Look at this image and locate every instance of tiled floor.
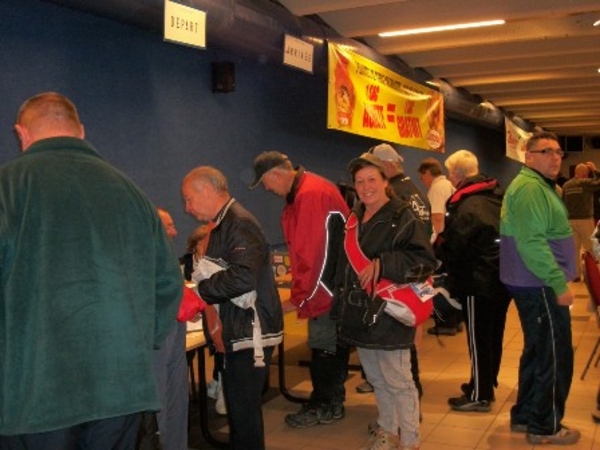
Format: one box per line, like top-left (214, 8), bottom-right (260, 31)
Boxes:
top-left (190, 280), bottom-right (600, 449)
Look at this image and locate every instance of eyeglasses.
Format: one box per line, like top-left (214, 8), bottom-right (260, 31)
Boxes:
top-left (528, 148), bottom-right (565, 157)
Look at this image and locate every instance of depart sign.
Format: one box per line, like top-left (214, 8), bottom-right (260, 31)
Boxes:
top-left (164, 0), bottom-right (206, 49)
top-left (328, 43), bottom-right (445, 152)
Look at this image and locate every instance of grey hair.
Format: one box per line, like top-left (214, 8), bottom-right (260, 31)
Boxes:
top-left (184, 166), bottom-right (229, 193)
top-left (444, 150), bottom-right (479, 179)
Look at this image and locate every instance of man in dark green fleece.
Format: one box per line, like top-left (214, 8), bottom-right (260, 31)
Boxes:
top-left (0, 92), bottom-right (183, 449)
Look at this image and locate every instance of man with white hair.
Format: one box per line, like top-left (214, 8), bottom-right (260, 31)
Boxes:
top-left (436, 149), bottom-right (511, 413)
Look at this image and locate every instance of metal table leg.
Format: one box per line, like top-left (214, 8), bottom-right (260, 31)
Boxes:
top-left (196, 345), bottom-right (229, 448)
top-left (277, 339), bottom-right (307, 404)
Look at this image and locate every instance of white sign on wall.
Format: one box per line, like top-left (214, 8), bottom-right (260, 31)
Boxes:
top-left (164, 0), bottom-right (206, 49)
top-left (283, 35), bottom-right (314, 73)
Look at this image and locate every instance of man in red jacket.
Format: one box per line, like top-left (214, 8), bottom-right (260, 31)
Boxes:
top-left (250, 151), bottom-right (350, 428)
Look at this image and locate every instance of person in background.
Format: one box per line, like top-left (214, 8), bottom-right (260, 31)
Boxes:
top-left (153, 208), bottom-right (190, 450)
top-left (435, 150), bottom-right (511, 413)
top-left (180, 224), bottom-right (211, 282)
top-left (369, 143), bottom-right (431, 227)
top-left (417, 157), bottom-right (461, 337)
top-left (366, 143), bottom-right (429, 406)
top-left (561, 162), bottom-right (600, 281)
top-left (182, 166), bottom-right (283, 450)
top-left (333, 152), bottom-right (437, 450)
top-left (178, 224), bottom-right (227, 415)
top-left (591, 220), bottom-right (600, 424)
top-left (500, 131), bottom-right (580, 445)
top-left (158, 207), bottom-right (178, 239)
top-left (0, 92), bottom-right (182, 449)
top-left (250, 151), bottom-right (350, 427)
top-left (417, 157), bottom-right (455, 243)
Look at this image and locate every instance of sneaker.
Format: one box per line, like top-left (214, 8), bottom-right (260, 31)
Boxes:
top-left (215, 383), bottom-right (227, 415)
top-left (206, 379), bottom-right (219, 400)
top-left (510, 423), bottom-right (528, 433)
top-left (460, 383), bottom-right (495, 402)
top-left (448, 395), bottom-right (491, 412)
top-left (332, 403), bottom-right (345, 420)
top-left (356, 381), bottom-right (374, 393)
top-left (527, 427), bottom-right (580, 445)
top-left (427, 326), bottom-right (457, 336)
top-left (285, 404), bottom-right (334, 428)
top-left (360, 429), bottom-right (399, 450)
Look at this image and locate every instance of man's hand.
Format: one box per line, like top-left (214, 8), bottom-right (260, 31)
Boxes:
top-left (556, 288), bottom-right (574, 306)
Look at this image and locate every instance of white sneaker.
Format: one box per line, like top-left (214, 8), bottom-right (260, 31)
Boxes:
top-left (206, 379), bottom-right (219, 400)
top-left (215, 383), bottom-right (227, 415)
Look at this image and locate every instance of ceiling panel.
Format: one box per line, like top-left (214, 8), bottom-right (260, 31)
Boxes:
top-left (278, 0), bottom-right (600, 138)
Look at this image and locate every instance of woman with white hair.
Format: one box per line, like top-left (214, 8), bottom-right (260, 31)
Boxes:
top-left (435, 149), bottom-right (512, 412)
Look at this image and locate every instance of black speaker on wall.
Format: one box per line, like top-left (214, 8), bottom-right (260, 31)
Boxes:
top-left (212, 61), bottom-right (235, 93)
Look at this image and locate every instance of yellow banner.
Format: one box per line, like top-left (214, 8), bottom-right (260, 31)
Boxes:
top-left (328, 43), bottom-right (445, 152)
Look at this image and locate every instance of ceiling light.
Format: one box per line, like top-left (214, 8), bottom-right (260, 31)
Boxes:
top-left (594, 19), bottom-right (600, 27)
top-left (379, 20), bottom-right (505, 37)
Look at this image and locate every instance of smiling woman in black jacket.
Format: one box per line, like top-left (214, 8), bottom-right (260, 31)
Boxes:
top-left (333, 152), bottom-right (437, 450)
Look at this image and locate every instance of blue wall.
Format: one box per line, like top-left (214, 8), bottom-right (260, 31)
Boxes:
top-left (0, 0), bottom-right (521, 252)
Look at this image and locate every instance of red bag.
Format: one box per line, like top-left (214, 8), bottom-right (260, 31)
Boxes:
top-left (177, 285), bottom-right (207, 322)
top-left (344, 212), bottom-right (434, 327)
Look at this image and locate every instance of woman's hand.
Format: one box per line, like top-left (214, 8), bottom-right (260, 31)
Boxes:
top-left (358, 258), bottom-right (380, 290)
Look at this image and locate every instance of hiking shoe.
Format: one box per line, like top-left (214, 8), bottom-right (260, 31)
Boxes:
top-left (360, 429), bottom-right (399, 450)
top-left (460, 383), bottom-right (495, 402)
top-left (510, 423), bottom-right (528, 433)
top-left (356, 381), bottom-right (374, 393)
top-left (285, 403), bottom-right (334, 428)
top-left (526, 427), bottom-right (580, 445)
top-left (332, 403), bottom-right (345, 420)
top-left (448, 395), bottom-right (491, 412)
top-left (427, 326), bottom-right (457, 336)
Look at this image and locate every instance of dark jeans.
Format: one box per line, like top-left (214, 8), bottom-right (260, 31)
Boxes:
top-left (153, 321), bottom-right (188, 450)
top-left (0, 413), bottom-right (141, 450)
top-left (310, 346), bottom-right (350, 406)
top-left (509, 286), bottom-right (573, 435)
top-left (222, 346), bottom-right (274, 450)
top-left (307, 312), bottom-right (349, 407)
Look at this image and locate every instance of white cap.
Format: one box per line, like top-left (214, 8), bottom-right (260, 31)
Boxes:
top-left (370, 143), bottom-right (403, 163)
